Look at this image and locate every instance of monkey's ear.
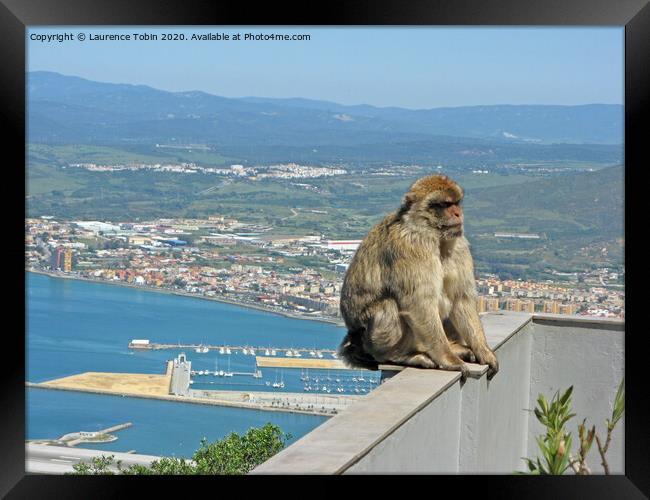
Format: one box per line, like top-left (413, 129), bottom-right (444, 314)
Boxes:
top-left (403, 191), bottom-right (417, 208)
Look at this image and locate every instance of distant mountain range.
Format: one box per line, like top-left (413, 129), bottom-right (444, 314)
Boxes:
top-left (28, 71), bottom-right (623, 150)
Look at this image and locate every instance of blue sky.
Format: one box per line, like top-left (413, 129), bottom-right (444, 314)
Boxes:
top-left (27, 27), bottom-right (623, 109)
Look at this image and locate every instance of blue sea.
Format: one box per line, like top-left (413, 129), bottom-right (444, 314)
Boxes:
top-left (26, 272), bottom-right (357, 457)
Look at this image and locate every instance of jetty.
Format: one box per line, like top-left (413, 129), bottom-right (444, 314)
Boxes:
top-left (128, 339), bottom-right (339, 358)
top-left (29, 422), bottom-right (133, 447)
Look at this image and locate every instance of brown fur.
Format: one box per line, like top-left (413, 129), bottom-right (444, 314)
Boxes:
top-left (405, 174), bottom-right (464, 205)
top-left (338, 175), bottom-right (499, 380)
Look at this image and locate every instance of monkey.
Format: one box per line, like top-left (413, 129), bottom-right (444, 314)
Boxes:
top-left (338, 174), bottom-right (499, 381)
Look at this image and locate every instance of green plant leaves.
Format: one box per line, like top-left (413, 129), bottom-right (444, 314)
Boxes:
top-left (560, 386), bottom-right (574, 406)
top-left (520, 380), bottom-right (624, 475)
top-left (611, 378), bottom-right (625, 429)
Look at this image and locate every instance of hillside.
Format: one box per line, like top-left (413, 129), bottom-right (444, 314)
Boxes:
top-left (28, 72), bottom-right (623, 163)
top-left (463, 165), bottom-right (624, 277)
top-left (466, 165), bottom-right (623, 237)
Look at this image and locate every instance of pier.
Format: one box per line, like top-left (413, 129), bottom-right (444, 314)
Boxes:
top-left (191, 369), bottom-right (262, 377)
top-left (128, 340), bottom-right (339, 359)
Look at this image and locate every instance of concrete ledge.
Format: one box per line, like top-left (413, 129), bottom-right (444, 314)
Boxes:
top-left (531, 313), bottom-right (624, 331)
top-left (380, 362), bottom-right (488, 379)
top-left (480, 311), bottom-right (532, 350)
top-left (252, 367), bottom-right (460, 474)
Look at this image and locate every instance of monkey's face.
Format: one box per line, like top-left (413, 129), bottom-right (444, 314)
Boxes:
top-left (423, 196), bottom-right (464, 239)
top-left (403, 175), bottom-right (465, 239)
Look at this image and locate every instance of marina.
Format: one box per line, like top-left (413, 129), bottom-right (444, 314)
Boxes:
top-left (129, 339), bottom-right (339, 359)
top-left (126, 340), bottom-right (381, 396)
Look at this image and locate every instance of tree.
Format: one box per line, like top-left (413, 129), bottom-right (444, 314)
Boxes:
top-left (191, 423), bottom-right (289, 475)
top-left (68, 423), bottom-right (290, 475)
top-left (68, 455), bottom-right (116, 475)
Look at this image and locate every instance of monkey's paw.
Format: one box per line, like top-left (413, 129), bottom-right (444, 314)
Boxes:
top-left (427, 351), bottom-right (470, 382)
top-left (450, 343), bottom-right (476, 363)
top-left (474, 348), bottom-right (499, 380)
top-left (439, 361), bottom-right (469, 382)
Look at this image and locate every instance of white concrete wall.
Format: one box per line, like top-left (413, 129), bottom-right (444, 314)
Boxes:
top-left (461, 325), bottom-right (532, 473)
top-left (345, 383), bottom-right (462, 473)
top-left (527, 318), bottom-right (625, 474)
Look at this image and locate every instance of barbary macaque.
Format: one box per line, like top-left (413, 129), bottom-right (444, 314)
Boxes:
top-left (338, 174), bottom-right (499, 380)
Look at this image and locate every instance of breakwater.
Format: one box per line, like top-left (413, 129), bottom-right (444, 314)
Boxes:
top-left (27, 382), bottom-right (353, 416)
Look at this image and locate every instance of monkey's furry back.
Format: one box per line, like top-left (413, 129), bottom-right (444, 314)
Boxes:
top-left (337, 210), bottom-right (403, 370)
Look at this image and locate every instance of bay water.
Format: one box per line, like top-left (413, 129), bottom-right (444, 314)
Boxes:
top-left (26, 272), bottom-right (349, 457)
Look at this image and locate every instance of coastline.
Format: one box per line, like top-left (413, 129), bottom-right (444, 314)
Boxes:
top-left (26, 268), bottom-right (345, 328)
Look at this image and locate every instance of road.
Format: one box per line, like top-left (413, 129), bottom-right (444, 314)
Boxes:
top-left (26, 443), bottom-right (164, 474)
top-left (280, 207), bottom-right (300, 221)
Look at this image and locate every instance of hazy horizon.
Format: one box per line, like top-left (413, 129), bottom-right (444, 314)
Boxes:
top-left (28, 69), bottom-right (624, 111)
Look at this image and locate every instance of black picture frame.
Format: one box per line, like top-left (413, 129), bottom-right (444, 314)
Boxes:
top-left (3, 0), bottom-right (647, 497)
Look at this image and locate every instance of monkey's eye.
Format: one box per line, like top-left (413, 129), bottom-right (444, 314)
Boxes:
top-left (428, 201), bottom-right (453, 210)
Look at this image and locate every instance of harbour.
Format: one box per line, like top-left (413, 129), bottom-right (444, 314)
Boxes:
top-left (29, 350), bottom-right (375, 415)
top-left (26, 272), bottom-right (359, 456)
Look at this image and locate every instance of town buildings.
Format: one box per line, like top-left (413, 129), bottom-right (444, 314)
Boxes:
top-left (26, 217), bottom-right (624, 320)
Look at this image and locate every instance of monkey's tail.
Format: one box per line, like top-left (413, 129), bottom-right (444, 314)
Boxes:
top-left (338, 331), bottom-right (379, 370)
